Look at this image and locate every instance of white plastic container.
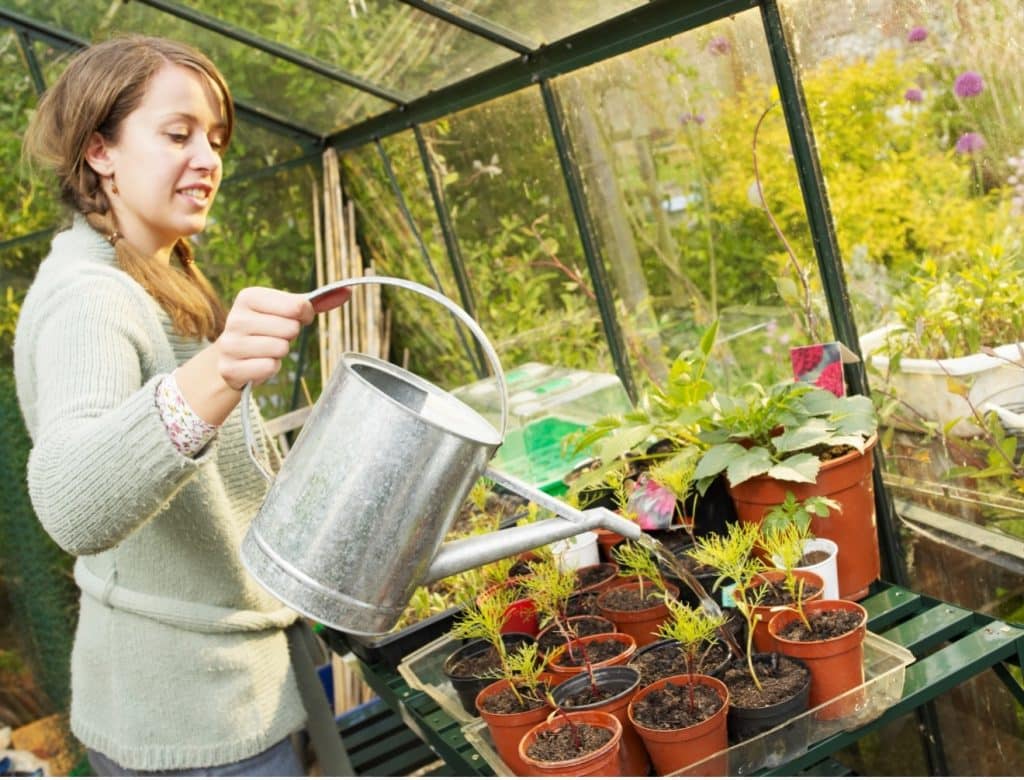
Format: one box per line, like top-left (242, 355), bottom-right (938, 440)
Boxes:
top-left (773, 538), bottom-right (840, 600)
top-left (860, 324), bottom-right (1024, 436)
top-left (549, 531), bottom-right (599, 571)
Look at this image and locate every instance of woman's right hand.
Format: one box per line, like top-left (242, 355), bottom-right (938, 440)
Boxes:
top-left (214, 287), bottom-right (317, 391)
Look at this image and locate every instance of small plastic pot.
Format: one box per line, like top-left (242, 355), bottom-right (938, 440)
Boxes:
top-left (443, 633), bottom-right (534, 716)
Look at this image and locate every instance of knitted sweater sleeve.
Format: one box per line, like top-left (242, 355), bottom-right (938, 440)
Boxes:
top-left (25, 280), bottom-right (215, 556)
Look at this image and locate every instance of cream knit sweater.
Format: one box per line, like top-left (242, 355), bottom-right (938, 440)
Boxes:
top-left (13, 216), bottom-right (306, 770)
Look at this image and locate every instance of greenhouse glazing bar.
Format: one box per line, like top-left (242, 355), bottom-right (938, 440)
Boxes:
top-left (325, 0), bottom-right (756, 152)
top-left (131, 0), bottom-right (409, 105)
top-left (15, 29), bottom-right (45, 95)
top-left (398, 0), bottom-right (536, 54)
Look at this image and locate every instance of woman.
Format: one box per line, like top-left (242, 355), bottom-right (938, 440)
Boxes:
top-left (15, 35), bottom-right (347, 775)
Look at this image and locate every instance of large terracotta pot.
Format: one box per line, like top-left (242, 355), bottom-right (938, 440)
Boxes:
top-left (627, 673), bottom-right (729, 775)
top-left (546, 632), bottom-right (637, 686)
top-left (551, 666), bottom-right (650, 776)
top-left (734, 569), bottom-right (825, 653)
top-left (767, 599), bottom-right (868, 720)
top-left (573, 562), bottom-right (621, 594)
top-left (518, 709), bottom-right (623, 776)
top-left (476, 676), bottom-right (555, 776)
top-left (596, 581), bottom-right (680, 648)
top-left (727, 434), bottom-right (879, 601)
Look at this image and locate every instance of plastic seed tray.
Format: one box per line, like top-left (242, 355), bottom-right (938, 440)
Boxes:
top-left (455, 631), bottom-right (913, 776)
top-left (397, 632), bottom-right (482, 724)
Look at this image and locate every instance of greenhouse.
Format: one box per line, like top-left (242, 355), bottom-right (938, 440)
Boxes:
top-left (0, 0), bottom-right (1021, 776)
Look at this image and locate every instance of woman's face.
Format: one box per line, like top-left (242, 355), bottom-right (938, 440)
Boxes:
top-left (91, 63), bottom-right (228, 261)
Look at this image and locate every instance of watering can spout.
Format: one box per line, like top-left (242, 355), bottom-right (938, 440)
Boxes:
top-left (424, 507), bottom-right (641, 584)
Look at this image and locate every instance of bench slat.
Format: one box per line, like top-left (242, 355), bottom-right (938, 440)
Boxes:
top-left (881, 603), bottom-right (974, 655)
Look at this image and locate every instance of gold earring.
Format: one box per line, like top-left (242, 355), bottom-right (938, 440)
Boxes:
top-left (110, 174), bottom-right (118, 195)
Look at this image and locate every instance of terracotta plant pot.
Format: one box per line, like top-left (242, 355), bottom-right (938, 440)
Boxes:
top-left (595, 528), bottom-right (626, 563)
top-left (596, 581), bottom-right (681, 648)
top-left (734, 569), bottom-right (825, 653)
top-left (546, 631), bottom-right (637, 686)
top-left (727, 435), bottom-right (880, 601)
top-left (768, 599), bottom-right (868, 720)
top-left (443, 633), bottom-right (534, 716)
top-left (476, 676), bottom-right (555, 776)
top-left (551, 665), bottom-right (650, 776)
top-left (627, 673), bottom-right (729, 776)
top-left (536, 615), bottom-right (617, 657)
top-left (573, 562), bottom-right (621, 594)
top-left (518, 709), bottom-right (623, 776)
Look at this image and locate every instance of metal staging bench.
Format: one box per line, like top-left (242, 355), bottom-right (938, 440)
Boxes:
top-left (344, 581), bottom-right (1024, 776)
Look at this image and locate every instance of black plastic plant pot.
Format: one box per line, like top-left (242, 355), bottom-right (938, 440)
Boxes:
top-left (629, 638), bottom-right (733, 687)
top-left (550, 665), bottom-right (641, 710)
top-left (442, 632), bottom-right (534, 716)
top-left (725, 653), bottom-right (812, 744)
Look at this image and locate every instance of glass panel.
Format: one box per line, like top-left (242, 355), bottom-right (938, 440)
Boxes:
top-left (422, 88), bottom-right (615, 378)
top-left (779, 0), bottom-right (1024, 610)
top-left (558, 9), bottom-right (825, 392)
top-left (182, 0), bottom-right (519, 100)
top-left (339, 133), bottom-right (479, 388)
top-left (6, 0), bottom-right (386, 134)
top-left (453, 0), bottom-right (646, 46)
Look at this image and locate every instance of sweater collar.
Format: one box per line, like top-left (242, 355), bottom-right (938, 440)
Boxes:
top-left (57, 213), bottom-right (118, 268)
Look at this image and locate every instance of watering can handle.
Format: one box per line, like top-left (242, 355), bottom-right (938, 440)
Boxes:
top-left (240, 275), bottom-right (508, 482)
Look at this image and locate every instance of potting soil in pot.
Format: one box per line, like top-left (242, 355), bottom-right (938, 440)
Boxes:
top-left (562, 637), bottom-right (630, 665)
top-left (757, 580), bottom-right (823, 607)
top-left (480, 683), bottom-right (551, 715)
top-left (630, 641), bottom-right (730, 687)
top-left (600, 587), bottom-right (665, 610)
top-left (632, 681), bottom-right (724, 729)
top-left (775, 609), bottom-right (862, 641)
top-left (566, 591), bottom-right (601, 616)
top-left (720, 654), bottom-right (809, 710)
top-left (537, 617), bottom-right (614, 655)
top-left (559, 679), bottom-right (631, 708)
top-left (526, 723), bottom-right (614, 761)
top-left (448, 646), bottom-right (506, 678)
top-left (575, 563), bottom-right (617, 591)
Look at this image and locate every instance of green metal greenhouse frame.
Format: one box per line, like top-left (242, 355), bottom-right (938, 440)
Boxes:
top-left (5, 2), bottom-right (1022, 774)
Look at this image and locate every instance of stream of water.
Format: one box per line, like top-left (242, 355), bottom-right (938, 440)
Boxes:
top-left (636, 531), bottom-right (745, 659)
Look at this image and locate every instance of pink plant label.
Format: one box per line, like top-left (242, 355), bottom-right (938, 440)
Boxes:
top-left (790, 341), bottom-right (859, 397)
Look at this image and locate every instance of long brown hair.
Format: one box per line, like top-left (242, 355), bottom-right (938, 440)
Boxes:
top-left (24, 35), bottom-right (232, 340)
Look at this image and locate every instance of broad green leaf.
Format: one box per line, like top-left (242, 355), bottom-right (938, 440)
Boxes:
top-left (694, 442), bottom-right (747, 480)
top-left (767, 453), bottom-right (821, 483)
top-left (771, 419), bottom-right (832, 454)
top-left (725, 448), bottom-right (774, 486)
top-left (597, 424), bottom-right (652, 463)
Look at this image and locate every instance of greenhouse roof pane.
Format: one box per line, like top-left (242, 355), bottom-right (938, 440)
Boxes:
top-left (179, 0), bottom-right (521, 102)
top-left (449, 0), bottom-right (647, 45)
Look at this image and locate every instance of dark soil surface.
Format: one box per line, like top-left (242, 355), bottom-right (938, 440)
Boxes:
top-left (748, 579), bottom-right (822, 607)
top-left (566, 591), bottom-right (601, 617)
top-left (799, 550), bottom-right (830, 566)
top-left (450, 491), bottom-right (528, 536)
top-left (575, 564), bottom-right (617, 590)
top-left (776, 609), bottom-right (862, 641)
top-left (559, 679), bottom-right (631, 707)
top-left (508, 559), bottom-right (534, 578)
top-left (537, 617), bottom-right (614, 655)
top-left (447, 645), bottom-right (505, 678)
top-left (558, 637), bottom-right (629, 666)
top-left (817, 443), bottom-right (856, 462)
top-left (631, 680), bottom-right (724, 730)
top-left (721, 653), bottom-right (809, 709)
top-left (525, 722), bottom-right (614, 762)
top-left (629, 641), bottom-right (730, 687)
top-left (480, 683), bottom-right (550, 715)
top-left (600, 586), bottom-right (666, 611)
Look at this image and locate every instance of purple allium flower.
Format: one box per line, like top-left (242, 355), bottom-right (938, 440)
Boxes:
top-left (954, 71), bottom-right (984, 98)
top-left (708, 36), bottom-right (730, 56)
top-left (955, 132), bottom-right (986, 154)
top-left (904, 87), bottom-right (924, 103)
top-left (693, 113), bottom-right (706, 125)
top-left (907, 26), bottom-right (928, 43)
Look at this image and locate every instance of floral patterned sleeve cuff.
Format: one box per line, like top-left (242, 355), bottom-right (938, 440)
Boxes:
top-left (155, 372), bottom-right (219, 457)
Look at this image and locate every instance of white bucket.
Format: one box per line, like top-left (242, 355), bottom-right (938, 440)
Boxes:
top-left (550, 531), bottom-right (599, 572)
top-left (777, 538), bottom-right (840, 600)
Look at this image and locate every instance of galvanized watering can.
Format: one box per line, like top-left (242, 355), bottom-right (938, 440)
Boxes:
top-left (239, 276), bottom-right (641, 636)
